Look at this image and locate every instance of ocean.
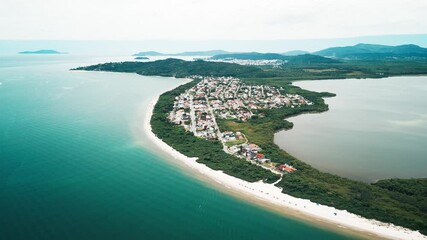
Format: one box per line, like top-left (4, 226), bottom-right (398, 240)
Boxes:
top-left (0, 55), bottom-right (356, 240)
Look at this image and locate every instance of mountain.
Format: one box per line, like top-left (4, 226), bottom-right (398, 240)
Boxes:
top-left (315, 43), bottom-right (427, 60)
top-left (19, 49), bottom-right (65, 54)
top-left (133, 50), bottom-right (231, 57)
top-left (282, 50), bottom-right (309, 56)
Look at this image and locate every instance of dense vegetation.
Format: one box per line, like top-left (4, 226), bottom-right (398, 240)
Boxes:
top-left (74, 59), bottom-right (276, 78)
top-left (75, 58), bottom-right (427, 234)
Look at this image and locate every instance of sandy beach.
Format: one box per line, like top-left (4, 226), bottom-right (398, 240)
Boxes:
top-left (143, 95), bottom-right (426, 240)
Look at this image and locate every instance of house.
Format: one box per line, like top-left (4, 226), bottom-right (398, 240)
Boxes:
top-left (277, 164), bottom-right (297, 173)
top-left (222, 131), bottom-right (236, 141)
top-left (255, 153), bottom-right (270, 163)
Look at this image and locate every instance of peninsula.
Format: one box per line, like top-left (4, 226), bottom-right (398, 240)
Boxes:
top-left (73, 56), bottom-right (427, 239)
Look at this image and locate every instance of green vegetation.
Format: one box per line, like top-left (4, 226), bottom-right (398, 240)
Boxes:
top-left (224, 139), bottom-right (246, 147)
top-left (74, 59), bottom-right (276, 78)
top-left (75, 58), bottom-right (427, 234)
top-left (314, 43), bottom-right (427, 60)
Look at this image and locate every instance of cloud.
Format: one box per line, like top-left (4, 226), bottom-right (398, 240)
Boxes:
top-left (0, 0), bottom-right (426, 40)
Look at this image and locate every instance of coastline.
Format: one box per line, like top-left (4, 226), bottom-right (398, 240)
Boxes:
top-left (143, 95), bottom-right (426, 240)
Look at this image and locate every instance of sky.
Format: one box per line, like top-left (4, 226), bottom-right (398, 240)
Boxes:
top-left (1, 0), bottom-right (427, 40)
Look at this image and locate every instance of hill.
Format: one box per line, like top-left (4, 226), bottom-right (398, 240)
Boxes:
top-left (315, 43), bottom-right (427, 60)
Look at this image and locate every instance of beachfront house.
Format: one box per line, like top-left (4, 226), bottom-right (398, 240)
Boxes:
top-left (277, 164), bottom-right (297, 173)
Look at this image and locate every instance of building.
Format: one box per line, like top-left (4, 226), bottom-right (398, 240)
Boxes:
top-left (277, 164), bottom-right (297, 173)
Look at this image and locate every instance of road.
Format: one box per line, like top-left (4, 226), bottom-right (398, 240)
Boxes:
top-left (189, 95), bottom-right (196, 134)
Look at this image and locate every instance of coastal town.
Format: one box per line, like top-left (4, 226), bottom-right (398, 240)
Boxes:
top-left (169, 76), bottom-right (312, 174)
top-left (207, 58), bottom-right (285, 66)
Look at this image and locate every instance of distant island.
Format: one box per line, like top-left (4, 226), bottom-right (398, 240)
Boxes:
top-left (134, 56), bottom-right (149, 60)
top-left (19, 50), bottom-right (66, 54)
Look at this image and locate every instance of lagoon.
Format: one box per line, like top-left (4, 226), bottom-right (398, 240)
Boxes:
top-left (275, 77), bottom-right (427, 182)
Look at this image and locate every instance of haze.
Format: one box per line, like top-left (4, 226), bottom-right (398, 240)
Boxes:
top-left (1, 0), bottom-right (427, 40)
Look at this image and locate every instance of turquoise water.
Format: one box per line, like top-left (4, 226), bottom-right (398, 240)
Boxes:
top-left (0, 55), bottom-right (355, 240)
top-left (275, 77), bottom-right (427, 182)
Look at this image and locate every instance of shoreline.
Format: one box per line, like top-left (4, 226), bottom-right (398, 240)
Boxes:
top-left (143, 95), bottom-right (426, 240)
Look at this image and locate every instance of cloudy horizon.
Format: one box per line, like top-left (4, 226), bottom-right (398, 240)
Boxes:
top-left (1, 0), bottom-right (427, 41)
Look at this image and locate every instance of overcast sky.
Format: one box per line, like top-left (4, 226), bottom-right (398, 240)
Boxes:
top-left (1, 0), bottom-right (426, 40)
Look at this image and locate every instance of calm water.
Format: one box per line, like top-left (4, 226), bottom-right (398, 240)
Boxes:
top-left (275, 77), bottom-right (427, 182)
top-left (0, 55), bottom-right (355, 240)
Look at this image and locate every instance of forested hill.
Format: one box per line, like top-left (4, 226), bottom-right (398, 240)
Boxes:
top-left (73, 58), bottom-right (277, 78)
top-left (315, 43), bottom-right (427, 60)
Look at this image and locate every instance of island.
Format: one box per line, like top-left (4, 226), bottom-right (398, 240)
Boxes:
top-left (19, 49), bottom-right (66, 54)
top-left (72, 48), bottom-right (427, 239)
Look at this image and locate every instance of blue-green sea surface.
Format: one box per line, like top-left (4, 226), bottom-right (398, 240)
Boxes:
top-left (0, 55), bottom-right (357, 240)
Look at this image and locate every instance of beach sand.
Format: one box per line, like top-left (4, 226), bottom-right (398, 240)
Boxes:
top-left (143, 95), bottom-right (426, 240)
